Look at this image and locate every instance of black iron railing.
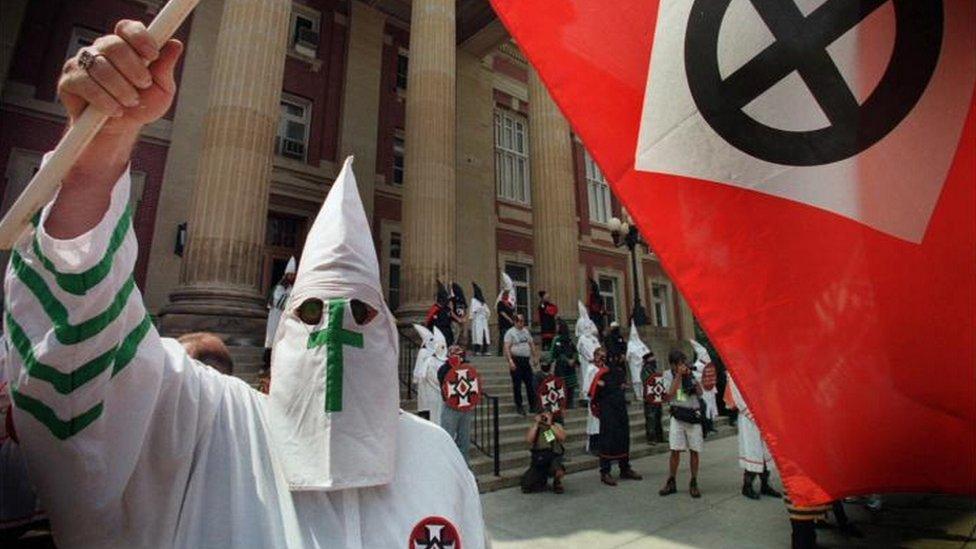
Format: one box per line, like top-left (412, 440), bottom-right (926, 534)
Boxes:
top-left (471, 393), bottom-right (501, 476)
top-left (398, 330), bottom-right (417, 400)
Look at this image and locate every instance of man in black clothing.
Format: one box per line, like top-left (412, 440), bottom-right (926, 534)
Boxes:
top-left (591, 347), bottom-right (643, 486)
top-left (537, 291), bottom-right (558, 351)
top-left (496, 289), bottom-right (516, 356)
top-left (426, 281), bottom-right (462, 345)
top-left (603, 322), bottom-right (627, 373)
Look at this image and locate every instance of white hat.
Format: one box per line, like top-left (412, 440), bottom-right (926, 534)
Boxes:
top-left (268, 156), bottom-right (398, 491)
top-left (575, 300), bottom-right (598, 340)
top-left (284, 256), bottom-right (297, 275)
top-left (689, 339), bottom-right (712, 364)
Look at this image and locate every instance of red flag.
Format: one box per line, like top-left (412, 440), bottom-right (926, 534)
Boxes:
top-left (490, 0), bottom-right (975, 504)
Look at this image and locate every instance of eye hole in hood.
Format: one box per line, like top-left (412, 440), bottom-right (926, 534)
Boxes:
top-left (350, 299), bottom-right (377, 325)
top-left (297, 298), bottom-right (324, 325)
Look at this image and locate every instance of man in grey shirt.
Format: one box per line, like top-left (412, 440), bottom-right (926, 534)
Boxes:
top-left (659, 349), bottom-right (704, 498)
top-left (504, 314), bottom-right (538, 416)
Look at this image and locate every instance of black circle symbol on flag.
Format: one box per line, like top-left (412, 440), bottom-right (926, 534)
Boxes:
top-left (685, 0), bottom-right (942, 166)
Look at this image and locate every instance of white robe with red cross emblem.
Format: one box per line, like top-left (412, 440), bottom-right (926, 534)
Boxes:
top-left (2, 163), bottom-right (486, 548)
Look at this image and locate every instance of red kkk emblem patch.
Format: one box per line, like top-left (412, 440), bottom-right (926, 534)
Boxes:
top-left (443, 365), bottom-right (482, 412)
top-left (409, 516), bottom-right (461, 549)
top-left (701, 364), bottom-right (717, 391)
top-left (535, 374), bottom-right (567, 416)
top-left (643, 373), bottom-right (666, 406)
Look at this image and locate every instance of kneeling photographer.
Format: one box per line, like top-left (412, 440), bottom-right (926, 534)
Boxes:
top-left (659, 350), bottom-right (705, 498)
top-left (520, 411), bottom-right (567, 494)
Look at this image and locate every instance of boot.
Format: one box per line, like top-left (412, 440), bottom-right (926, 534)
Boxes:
top-left (760, 469), bottom-right (782, 498)
top-left (790, 519), bottom-right (817, 549)
top-left (689, 477), bottom-right (702, 498)
top-left (553, 471), bottom-right (565, 494)
top-left (742, 472), bottom-right (760, 500)
top-left (600, 472), bottom-right (617, 486)
top-left (620, 468), bottom-right (643, 481)
top-left (658, 476), bottom-right (676, 496)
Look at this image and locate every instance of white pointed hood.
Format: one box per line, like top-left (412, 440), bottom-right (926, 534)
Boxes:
top-left (627, 321), bottom-right (651, 399)
top-left (268, 156), bottom-right (398, 491)
top-left (688, 339), bottom-right (711, 364)
top-left (285, 256), bottom-right (297, 275)
top-left (575, 300), bottom-right (598, 340)
top-left (432, 326), bottom-right (448, 362)
top-left (412, 324), bottom-right (435, 383)
top-left (496, 272), bottom-right (516, 307)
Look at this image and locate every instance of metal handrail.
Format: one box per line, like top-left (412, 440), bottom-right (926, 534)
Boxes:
top-left (397, 330), bottom-right (416, 400)
top-left (471, 393), bottom-right (501, 476)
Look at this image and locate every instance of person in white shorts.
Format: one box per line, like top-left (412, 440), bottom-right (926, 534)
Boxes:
top-left (659, 349), bottom-right (705, 498)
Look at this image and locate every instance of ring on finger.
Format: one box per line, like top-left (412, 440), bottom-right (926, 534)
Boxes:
top-left (78, 49), bottom-right (100, 72)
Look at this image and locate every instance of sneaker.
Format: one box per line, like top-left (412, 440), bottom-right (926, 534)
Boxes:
top-left (658, 477), bottom-right (677, 496)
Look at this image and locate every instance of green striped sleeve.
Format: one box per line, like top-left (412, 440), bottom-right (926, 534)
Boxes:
top-left (30, 204), bottom-right (133, 296)
top-left (6, 312), bottom-right (152, 395)
top-left (10, 251), bottom-right (137, 345)
top-left (10, 389), bottom-right (103, 440)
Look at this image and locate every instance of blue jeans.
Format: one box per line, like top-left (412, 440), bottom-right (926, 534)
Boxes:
top-left (440, 403), bottom-right (473, 464)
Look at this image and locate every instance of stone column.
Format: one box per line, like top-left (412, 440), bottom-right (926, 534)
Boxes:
top-left (144, 0), bottom-right (224, 314)
top-left (160, 0), bottom-right (291, 340)
top-left (528, 68), bottom-right (579, 317)
top-left (398, 0), bottom-right (456, 319)
top-left (338, 2), bottom-right (386, 218)
top-left (455, 50), bottom-right (498, 310)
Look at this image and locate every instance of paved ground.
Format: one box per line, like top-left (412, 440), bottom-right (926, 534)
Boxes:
top-left (481, 436), bottom-right (976, 548)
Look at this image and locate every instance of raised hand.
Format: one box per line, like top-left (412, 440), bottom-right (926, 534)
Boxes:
top-left (58, 20), bottom-right (183, 135)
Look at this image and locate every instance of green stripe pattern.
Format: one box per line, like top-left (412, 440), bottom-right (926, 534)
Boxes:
top-left (10, 251), bottom-right (136, 345)
top-left (11, 389), bottom-right (103, 441)
top-left (30, 204), bottom-right (132, 296)
top-left (7, 212), bottom-right (148, 440)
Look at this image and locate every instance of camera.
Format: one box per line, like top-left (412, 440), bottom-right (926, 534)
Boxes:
top-left (681, 372), bottom-right (696, 394)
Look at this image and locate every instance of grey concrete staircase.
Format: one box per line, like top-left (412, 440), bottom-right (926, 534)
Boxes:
top-left (401, 354), bottom-right (737, 493)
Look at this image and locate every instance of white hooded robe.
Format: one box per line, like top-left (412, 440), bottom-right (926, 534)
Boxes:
top-left (576, 301), bottom-right (601, 437)
top-left (412, 325), bottom-right (447, 426)
top-left (469, 297), bottom-right (491, 346)
top-left (626, 321), bottom-right (650, 400)
top-left (728, 376), bottom-right (773, 473)
top-left (265, 257), bottom-right (296, 348)
top-left (3, 155), bottom-right (486, 548)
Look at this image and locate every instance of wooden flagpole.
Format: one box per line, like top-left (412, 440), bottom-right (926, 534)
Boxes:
top-left (0, 0), bottom-right (200, 249)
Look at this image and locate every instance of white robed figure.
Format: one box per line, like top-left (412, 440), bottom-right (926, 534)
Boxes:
top-left (689, 339), bottom-right (718, 422)
top-left (265, 256), bottom-right (296, 348)
top-left (626, 321), bottom-right (650, 400)
top-left (411, 324), bottom-right (447, 425)
top-left (469, 282), bottom-right (491, 350)
top-left (3, 145), bottom-right (486, 546)
top-left (576, 301), bottom-right (602, 446)
top-left (726, 375), bottom-right (782, 499)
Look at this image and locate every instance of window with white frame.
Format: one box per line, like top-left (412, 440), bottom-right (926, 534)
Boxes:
top-left (396, 49), bottom-right (409, 90)
top-left (67, 27), bottom-right (100, 61)
top-left (276, 96), bottom-right (311, 161)
top-left (494, 111), bottom-right (530, 204)
top-left (598, 275), bottom-right (620, 324)
top-left (392, 135), bottom-right (405, 185)
top-left (585, 149), bottom-right (612, 224)
top-left (289, 4), bottom-right (321, 58)
top-left (651, 282), bottom-right (671, 328)
top-left (504, 262), bottom-right (531, 324)
top-left (388, 232), bottom-right (402, 310)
